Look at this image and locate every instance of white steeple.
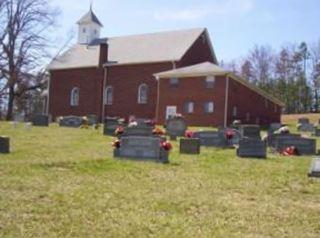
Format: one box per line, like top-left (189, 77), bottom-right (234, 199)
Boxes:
top-left (77, 4), bottom-right (103, 44)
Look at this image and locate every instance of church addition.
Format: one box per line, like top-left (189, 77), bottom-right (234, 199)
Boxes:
top-left (48, 8), bottom-right (283, 126)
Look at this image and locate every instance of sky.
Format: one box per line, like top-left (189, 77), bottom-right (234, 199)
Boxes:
top-left (50, 0), bottom-right (320, 62)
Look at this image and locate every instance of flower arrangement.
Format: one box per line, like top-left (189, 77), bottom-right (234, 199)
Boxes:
top-left (115, 126), bottom-right (124, 136)
top-left (146, 119), bottom-right (156, 127)
top-left (185, 130), bottom-right (194, 138)
top-left (81, 116), bottom-right (89, 129)
top-left (160, 141), bottom-right (173, 151)
top-left (225, 129), bottom-right (234, 140)
top-left (280, 146), bottom-right (299, 156)
top-left (112, 139), bottom-right (121, 149)
top-left (153, 127), bottom-right (165, 136)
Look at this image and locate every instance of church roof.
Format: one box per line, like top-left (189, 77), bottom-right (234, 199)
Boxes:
top-left (77, 9), bottom-right (103, 27)
top-left (48, 28), bottom-right (216, 70)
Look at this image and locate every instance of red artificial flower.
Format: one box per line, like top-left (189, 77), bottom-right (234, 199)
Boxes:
top-left (153, 127), bottom-right (165, 135)
top-left (112, 139), bottom-right (121, 149)
top-left (280, 146), bottom-right (298, 156)
top-left (161, 141), bottom-right (173, 151)
top-left (185, 130), bottom-right (194, 138)
top-left (225, 129), bottom-right (234, 140)
top-left (115, 126), bottom-right (124, 136)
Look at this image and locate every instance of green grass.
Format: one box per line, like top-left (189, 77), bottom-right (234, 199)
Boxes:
top-left (0, 122), bottom-right (320, 238)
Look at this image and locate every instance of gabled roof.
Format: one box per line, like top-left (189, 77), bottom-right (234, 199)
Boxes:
top-left (77, 9), bottom-right (103, 27)
top-left (154, 62), bottom-right (227, 78)
top-left (48, 28), bottom-right (215, 70)
top-left (154, 62), bottom-right (285, 107)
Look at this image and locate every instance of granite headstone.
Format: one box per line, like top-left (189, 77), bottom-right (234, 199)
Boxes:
top-left (166, 118), bottom-right (187, 137)
top-left (275, 137), bottom-right (316, 155)
top-left (0, 136), bottom-right (10, 154)
top-left (192, 131), bottom-right (227, 147)
top-left (59, 116), bottom-right (83, 128)
top-left (32, 114), bottom-right (49, 127)
top-left (239, 125), bottom-right (261, 139)
top-left (237, 138), bottom-right (266, 159)
top-left (180, 138), bottom-right (200, 154)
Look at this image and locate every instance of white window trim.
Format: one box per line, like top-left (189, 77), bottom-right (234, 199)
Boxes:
top-left (138, 84), bottom-right (148, 104)
top-left (70, 87), bottom-right (79, 106)
top-left (205, 102), bottom-right (214, 114)
top-left (205, 76), bottom-right (215, 88)
top-left (185, 101), bottom-right (194, 114)
top-left (105, 86), bottom-right (113, 105)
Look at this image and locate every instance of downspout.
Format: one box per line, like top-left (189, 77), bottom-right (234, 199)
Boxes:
top-left (101, 67), bottom-right (107, 123)
top-left (224, 74), bottom-right (230, 128)
top-left (155, 76), bottom-right (160, 122)
top-left (46, 72), bottom-right (51, 116)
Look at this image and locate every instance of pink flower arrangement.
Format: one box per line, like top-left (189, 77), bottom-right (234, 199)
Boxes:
top-left (185, 130), bottom-right (194, 138)
top-left (115, 126), bottom-right (124, 136)
top-left (112, 139), bottom-right (121, 149)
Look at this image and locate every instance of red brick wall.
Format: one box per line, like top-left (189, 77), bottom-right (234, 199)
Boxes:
top-left (178, 32), bottom-right (216, 67)
top-left (49, 67), bottom-right (104, 120)
top-left (105, 62), bottom-right (173, 120)
top-left (227, 78), bottom-right (282, 125)
top-left (157, 76), bottom-right (227, 126)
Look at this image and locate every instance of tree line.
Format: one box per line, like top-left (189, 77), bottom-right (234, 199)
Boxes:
top-left (222, 41), bottom-right (320, 114)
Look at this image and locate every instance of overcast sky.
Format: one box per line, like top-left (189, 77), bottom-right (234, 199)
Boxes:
top-left (50, 0), bottom-right (320, 61)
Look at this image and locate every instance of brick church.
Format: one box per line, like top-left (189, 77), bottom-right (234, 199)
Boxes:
top-left (48, 8), bottom-right (283, 126)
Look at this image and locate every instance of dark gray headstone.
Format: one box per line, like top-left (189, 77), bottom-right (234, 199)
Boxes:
top-left (192, 131), bottom-right (227, 147)
top-left (166, 118), bottom-right (187, 137)
top-left (237, 138), bottom-right (266, 159)
top-left (104, 118), bottom-right (120, 136)
top-left (275, 137), bottom-right (316, 155)
top-left (313, 128), bottom-right (320, 137)
top-left (308, 158), bottom-right (320, 178)
top-left (298, 118), bottom-right (309, 124)
top-left (298, 123), bottom-right (315, 132)
top-left (180, 138), bottom-right (200, 154)
top-left (32, 114), bottom-right (49, 127)
top-left (239, 125), bottom-right (261, 139)
top-left (114, 136), bottom-right (168, 162)
top-left (267, 133), bottom-right (301, 148)
top-left (268, 123), bottom-right (282, 135)
top-left (59, 116), bottom-right (82, 128)
top-left (87, 115), bottom-right (98, 126)
top-left (0, 136), bottom-right (10, 154)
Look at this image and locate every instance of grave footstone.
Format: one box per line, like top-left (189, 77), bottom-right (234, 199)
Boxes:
top-left (237, 138), bottom-right (266, 159)
top-left (59, 116), bottom-right (83, 128)
top-left (239, 125), bottom-right (261, 139)
top-left (166, 117), bottom-right (187, 137)
top-left (275, 137), bottom-right (316, 155)
top-left (0, 136), bottom-right (10, 154)
top-left (32, 114), bottom-right (49, 127)
top-left (114, 136), bottom-right (168, 163)
top-left (308, 158), bottom-right (320, 178)
top-left (180, 138), bottom-right (200, 154)
top-left (192, 131), bottom-right (228, 147)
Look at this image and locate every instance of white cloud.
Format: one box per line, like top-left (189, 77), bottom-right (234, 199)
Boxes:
top-left (153, 0), bottom-right (254, 21)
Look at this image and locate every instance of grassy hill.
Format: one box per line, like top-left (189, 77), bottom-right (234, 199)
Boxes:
top-left (0, 118), bottom-right (319, 237)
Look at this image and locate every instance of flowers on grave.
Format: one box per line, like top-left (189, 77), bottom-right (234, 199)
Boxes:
top-left (280, 146), bottom-right (299, 156)
top-left (146, 119), bottom-right (156, 127)
top-left (153, 127), bottom-right (165, 136)
top-left (115, 126), bottom-right (124, 136)
top-left (160, 141), bottom-right (173, 151)
top-left (112, 139), bottom-right (121, 149)
top-left (275, 126), bottom-right (290, 134)
top-left (128, 121), bottom-right (138, 128)
top-left (81, 116), bottom-right (89, 129)
top-left (185, 130), bottom-right (194, 138)
top-left (225, 128), bottom-right (234, 140)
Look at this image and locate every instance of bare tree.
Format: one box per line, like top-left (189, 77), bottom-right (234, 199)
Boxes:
top-left (0, 0), bottom-right (58, 120)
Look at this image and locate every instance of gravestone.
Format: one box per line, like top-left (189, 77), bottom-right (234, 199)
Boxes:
top-left (104, 118), bottom-right (120, 136)
top-left (192, 131), bottom-right (227, 147)
top-left (123, 126), bottom-right (153, 137)
top-left (298, 118), bottom-right (309, 124)
top-left (180, 138), bottom-right (200, 154)
top-left (298, 123), bottom-right (315, 132)
top-left (239, 125), bottom-right (261, 139)
top-left (114, 136), bottom-right (168, 163)
top-left (237, 138), bottom-right (266, 159)
top-left (0, 136), bottom-right (10, 154)
top-left (275, 137), bottom-right (316, 155)
top-left (268, 123), bottom-right (282, 135)
top-left (32, 114), bottom-right (49, 127)
top-left (59, 116), bottom-right (82, 128)
top-left (308, 158), bottom-right (320, 178)
top-left (166, 117), bottom-right (187, 137)
top-left (313, 128), bottom-right (320, 137)
top-left (87, 115), bottom-right (98, 126)
top-left (267, 133), bottom-right (301, 148)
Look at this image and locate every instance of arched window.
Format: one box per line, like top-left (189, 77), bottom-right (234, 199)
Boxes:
top-left (138, 84), bottom-right (148, 104)
top-left (70, 87), bottom-right (79, 106)
top-left (105, 86), bottom-right (113, 105)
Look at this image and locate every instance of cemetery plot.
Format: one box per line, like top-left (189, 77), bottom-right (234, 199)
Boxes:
top-left (32, 114), bottom-right (49, 127)
top-left (308, 158), bottom-right (320, 178)
top-left (0, 136), bottom-right (10, 154)
top-left (114, 136), bottom-right (168, 163)
top-left (166, 117), bottom-right (187, 137)
top-left (239, 125), bottom-right (261, 139)
top-left (274, 137), bottom-right (316, 155)
top-left (237, 138), bottom-right (266, 159)
top-left (180, 138), bottom-right (200, 154)
top-left (192, 131), bottom-right (227, 147)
